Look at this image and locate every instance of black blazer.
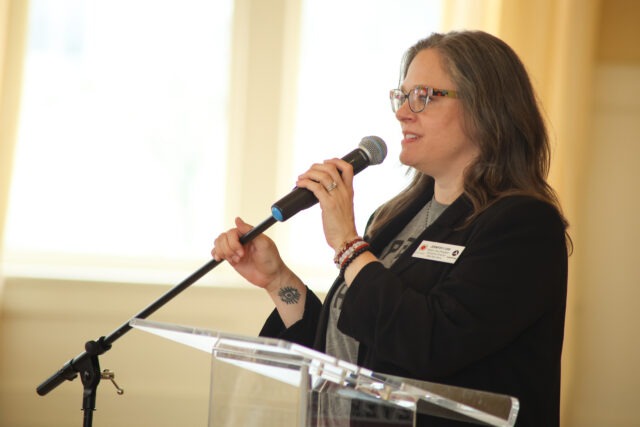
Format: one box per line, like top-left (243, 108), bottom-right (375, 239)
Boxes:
top-left (260, 188), bottom-right (568, 427)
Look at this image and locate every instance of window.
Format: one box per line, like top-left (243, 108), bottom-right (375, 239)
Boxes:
top-left (283, 0), bottom-right (442, 288)
top-left (4, 0), bottom-right (442, 288)
top-left (4, 0), bottom-right (233, 282)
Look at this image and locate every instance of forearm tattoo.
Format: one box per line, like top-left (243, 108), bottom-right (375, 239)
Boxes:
top-left (278, 286), bottom-right (301, 305)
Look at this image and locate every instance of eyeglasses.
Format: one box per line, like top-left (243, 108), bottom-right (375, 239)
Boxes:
top-left (389, 86), bottom-right (459, 113)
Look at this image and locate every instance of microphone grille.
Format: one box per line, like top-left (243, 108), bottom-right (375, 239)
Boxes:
top-left (359, 136), bottom-right (387, 165)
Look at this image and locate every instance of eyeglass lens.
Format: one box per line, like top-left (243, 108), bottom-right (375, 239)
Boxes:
top-left (390, 87), bottom-right (430, 113)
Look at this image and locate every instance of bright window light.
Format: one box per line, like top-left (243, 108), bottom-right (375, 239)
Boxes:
top-left (4, 0), bottom-right (233, 282)
top-left (283, 0), bottom-right (443, 289)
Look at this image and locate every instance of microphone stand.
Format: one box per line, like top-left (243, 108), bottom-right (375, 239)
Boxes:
top-left (36, 215), bottom-right (278, 427)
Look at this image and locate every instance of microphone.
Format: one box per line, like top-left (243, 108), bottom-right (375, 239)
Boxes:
top-left (271, 135), bottom-right (387, 222)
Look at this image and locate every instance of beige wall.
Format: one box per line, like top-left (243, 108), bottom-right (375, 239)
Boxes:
top-left (560, 1), bottom-right (640, 425)
top-left (1, 1), bottom-right (640, 426)
top-left (566, 63), bottom-right (640, 425)
top-left (0, 278), bottom-right (278, 426)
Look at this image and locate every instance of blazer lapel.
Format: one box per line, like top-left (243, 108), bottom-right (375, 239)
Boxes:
top-left (372, 193), bottom-right (474, 275)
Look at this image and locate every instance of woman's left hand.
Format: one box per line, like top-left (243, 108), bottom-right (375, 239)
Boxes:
top-left (295, 158), bottom-right (359, 252)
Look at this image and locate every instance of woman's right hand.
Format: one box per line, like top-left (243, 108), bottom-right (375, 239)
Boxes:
top-left (212, 217), bottom-right (307, 328)
top-left (211, 216), bottom-right (287, 291)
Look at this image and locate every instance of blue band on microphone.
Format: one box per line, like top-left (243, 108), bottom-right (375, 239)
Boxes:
top-left (271, 206), bottom-right (284, 222)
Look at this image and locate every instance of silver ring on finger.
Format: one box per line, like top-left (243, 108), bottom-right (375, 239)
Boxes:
top-left (325, 181), bottom-right (338, 192)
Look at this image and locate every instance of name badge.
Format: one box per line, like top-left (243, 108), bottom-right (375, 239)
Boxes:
top-left (412, 240), bottom-right (465, 264)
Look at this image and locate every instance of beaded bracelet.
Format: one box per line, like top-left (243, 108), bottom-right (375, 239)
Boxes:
top-left (338, 240), bottom-right (369, 266)
top-left (336, 239), bottom-right (368, 269)
top-left (339, 244), bottom-right (370, 276)
top-left (333, 237), bottom-right (366, 267)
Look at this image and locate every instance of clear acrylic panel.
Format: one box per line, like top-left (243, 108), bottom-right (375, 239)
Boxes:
top-left (130, 318), bottom-right (518, 427)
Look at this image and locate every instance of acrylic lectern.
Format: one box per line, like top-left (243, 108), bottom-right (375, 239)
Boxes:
top-left (130, 318), bottom-right (519, 427)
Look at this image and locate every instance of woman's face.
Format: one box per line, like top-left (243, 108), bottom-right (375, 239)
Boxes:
top-left (396, 48), bottom-right (478, 185)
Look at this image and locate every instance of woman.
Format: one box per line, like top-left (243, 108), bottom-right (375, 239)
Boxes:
top-left (212, 30), bottom-right (569, 427)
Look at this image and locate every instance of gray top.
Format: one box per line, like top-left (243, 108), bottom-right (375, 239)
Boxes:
top-left (325, 197), bottom-right (449, 363)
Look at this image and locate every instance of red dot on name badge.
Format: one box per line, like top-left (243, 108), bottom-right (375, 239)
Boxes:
top-left (421, 245), bottom-right (427, 250)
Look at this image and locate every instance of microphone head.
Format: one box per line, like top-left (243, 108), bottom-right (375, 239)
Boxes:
top-left (359, 136), bottom-right (387, 165)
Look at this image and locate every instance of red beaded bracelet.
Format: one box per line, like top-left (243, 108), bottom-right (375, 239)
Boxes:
top-left (337, 240), bottom-right (369, 267)
top-left (333, 237), bottom-right (366, 267)
top-left (339, 244), bottom-right (370, 276)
